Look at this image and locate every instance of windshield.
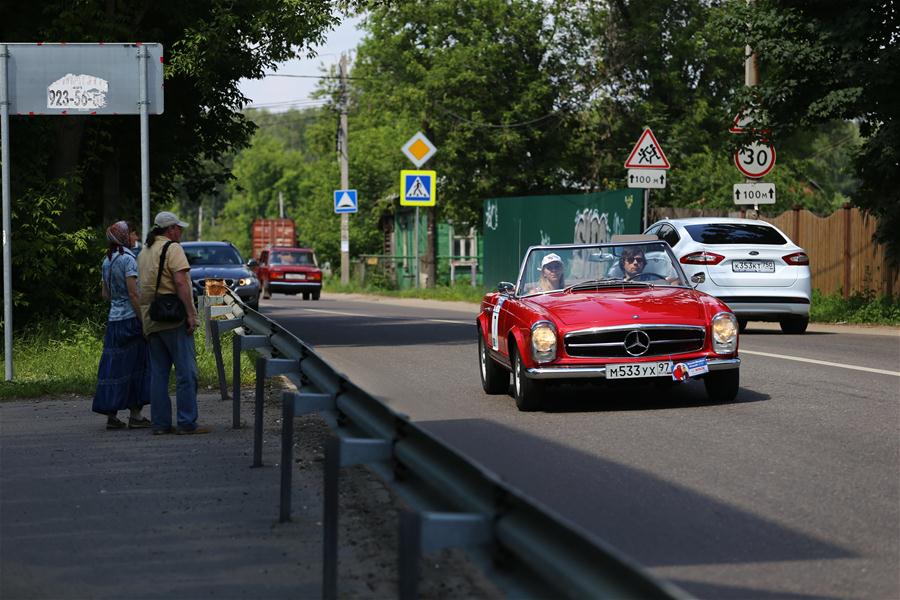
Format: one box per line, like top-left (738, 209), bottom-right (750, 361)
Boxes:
top-left (270, 251), bottom-right (316, 266)
top-left (184, 245), bottom-right (243, 266)
top-left (516, 242), bottom-right (688, 296)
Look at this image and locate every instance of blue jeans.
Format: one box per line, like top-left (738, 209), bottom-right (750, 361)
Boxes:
top-left (148, 327), bottom-right (199, 431)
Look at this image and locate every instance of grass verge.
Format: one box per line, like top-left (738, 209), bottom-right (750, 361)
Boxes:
top-left (0, 319), bottom-right (257, 400)
top-left (810, 290), bottom-right (900, 326)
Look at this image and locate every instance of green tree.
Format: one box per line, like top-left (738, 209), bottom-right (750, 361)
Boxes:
top-left (0, 0), bottom-right (354, 325)
top-left (715, 0), bottom-right (899, 262)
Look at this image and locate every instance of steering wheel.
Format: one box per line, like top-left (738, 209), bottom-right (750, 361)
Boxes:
top-left (629, 272), bottom-right (666, 281)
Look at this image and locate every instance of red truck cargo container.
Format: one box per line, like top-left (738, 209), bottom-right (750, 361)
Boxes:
top-left (251, 218), bottom-right (296, 260)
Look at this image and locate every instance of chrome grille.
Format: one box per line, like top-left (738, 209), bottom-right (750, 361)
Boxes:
top-left (564, 326), bottom-right (705, 358)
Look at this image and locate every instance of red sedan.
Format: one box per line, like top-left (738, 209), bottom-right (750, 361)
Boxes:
top-left (258, 246), bottom-right (323, 300)
top-left (476, 241), bottom-right (741, 410)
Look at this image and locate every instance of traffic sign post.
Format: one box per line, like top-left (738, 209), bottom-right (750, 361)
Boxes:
top-left (401, 132), bottom-right (437, 168)
top-left (400, 132), bottom-right (438, 289)
top-left (334, 189), bottom-right (358, 214)
top-left (734, 141), bottom-right (776, 178)
top-left (624, 128), bottom-right (670, 229)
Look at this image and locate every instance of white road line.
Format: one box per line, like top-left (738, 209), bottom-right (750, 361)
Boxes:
top-left (741, 349), bottom-right (900, 377)
top-left (427, 319), bottom-right (472, 325)
top-left (300, 308), bottom-right (368, 317)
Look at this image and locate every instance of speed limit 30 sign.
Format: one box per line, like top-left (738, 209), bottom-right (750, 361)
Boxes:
top-left (734, 141), bottom-right (776, 178)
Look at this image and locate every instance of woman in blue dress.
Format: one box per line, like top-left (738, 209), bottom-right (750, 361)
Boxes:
top-left (92, 221), bottom-right (151, 429)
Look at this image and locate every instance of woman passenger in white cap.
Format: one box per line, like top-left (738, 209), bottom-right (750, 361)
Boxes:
top-left (527, 253), bottom-right (566, 293)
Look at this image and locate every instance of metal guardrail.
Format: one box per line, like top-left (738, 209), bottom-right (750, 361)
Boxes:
top-left (205, 291), bottom-right (691, 600)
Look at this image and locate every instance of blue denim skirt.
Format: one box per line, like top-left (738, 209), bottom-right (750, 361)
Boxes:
top-left (92, 316), bottom-right (150, 415)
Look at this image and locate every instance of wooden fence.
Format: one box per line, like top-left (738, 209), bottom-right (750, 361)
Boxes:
top-left (650, 206), bottom-right (899, 298)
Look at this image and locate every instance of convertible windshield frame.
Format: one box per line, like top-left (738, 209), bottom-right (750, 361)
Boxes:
top-left (515, 241), bottom-right (689, 297)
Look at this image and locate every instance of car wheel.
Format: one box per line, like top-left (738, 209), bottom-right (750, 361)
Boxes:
top-left (312, 290), bottom-right (321, 300)
top-left (737, 318), bottom-right (748, 333)
top-left (511, 344), bottom-right (544, 411)
top-left (302, 292), bottom-right (310, 300)
top-left (779, 315), bottom-right (809, 334)
top-left (262, 281), bottom-right (271, 299)
top-left (704, 369), bottom-right (740, 402)
top-left (478, 327), bottom-right (508, 394)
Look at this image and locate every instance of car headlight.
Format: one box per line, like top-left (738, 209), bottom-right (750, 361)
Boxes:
top-left (711, 312), bottom-right (738, 354)
top-left (531, 321), bottom-right (557, 363)
top-left (238, 277), bottom-right (256, 287)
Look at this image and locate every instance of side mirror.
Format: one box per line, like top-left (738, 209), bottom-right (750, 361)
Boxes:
top-left (690, 272), bottom-right (705, 286)
top-left (497, 281), bottom-right (515, 295)
top-left (247, 258), bottom-right (259, 269)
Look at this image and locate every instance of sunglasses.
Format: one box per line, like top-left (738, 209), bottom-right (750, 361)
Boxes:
top-left (543, 263), bottom-right (563, 271)
top-left (625, 256), bottom-right (646, 264)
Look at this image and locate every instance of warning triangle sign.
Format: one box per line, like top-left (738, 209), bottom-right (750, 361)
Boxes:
top-left (406, 177), bottom-right (430, 199)
top-left (624, 128), bottom-right (670, 169)
top-left (337, 192), bottom-right (355, 208)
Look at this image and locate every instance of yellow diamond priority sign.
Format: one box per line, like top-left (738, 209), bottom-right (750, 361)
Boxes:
top-left (401, 132), bottom-right (437, 168)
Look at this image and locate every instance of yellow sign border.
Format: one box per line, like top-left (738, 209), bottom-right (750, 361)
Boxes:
top-left (400, 170), bottom-right (436, 206)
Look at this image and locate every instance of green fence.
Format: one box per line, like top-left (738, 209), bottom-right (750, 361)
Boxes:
top-left (482, 189), bottom-right (644, 288)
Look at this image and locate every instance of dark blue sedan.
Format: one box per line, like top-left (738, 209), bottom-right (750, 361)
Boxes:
top-left (182, 241), bottom-right (260, 310)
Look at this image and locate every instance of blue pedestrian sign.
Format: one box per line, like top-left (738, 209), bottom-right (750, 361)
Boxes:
top-left (334, 189), bottom-right (358, 214)
top-left (400, 170), bottom-right (436, 206)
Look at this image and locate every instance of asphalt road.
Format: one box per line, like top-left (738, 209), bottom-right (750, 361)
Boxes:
top-left (260, 293), bottom-right (899, 600)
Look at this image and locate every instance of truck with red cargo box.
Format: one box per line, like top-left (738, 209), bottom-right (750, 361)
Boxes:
top-left (251, 218), bottom-right (296, 260)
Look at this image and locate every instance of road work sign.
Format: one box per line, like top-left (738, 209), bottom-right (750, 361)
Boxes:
top-left (733, 182), bottom-right (776, 204)
top-left (334, 189), bottom-right (358, 213)
top-left (400, 170), bottom-right (436, 206)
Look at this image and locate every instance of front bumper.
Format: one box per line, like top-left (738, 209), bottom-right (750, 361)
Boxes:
top-left (525, 357), bottom-right (741, 380)
top-left (269, 281), bottom-right (322, 293)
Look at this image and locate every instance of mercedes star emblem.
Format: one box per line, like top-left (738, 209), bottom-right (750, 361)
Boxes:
top-left (624, 330), bottom-right (651, 356)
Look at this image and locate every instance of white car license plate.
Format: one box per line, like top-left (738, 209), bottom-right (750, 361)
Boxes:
top-left (732, 260), bottom-right (775, 273)
top-left (606, 361), bottom-right (672, 379)
top-left (285, 273), bottom-right (306, 280)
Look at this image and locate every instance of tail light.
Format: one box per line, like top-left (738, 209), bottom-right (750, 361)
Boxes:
top-left (270, 271), bottom-right (283, 280)
top-left (310, 272), bottom-right (322, 281)
top-left (680, 251), bottom-right (725, 265)
top-left (783, 252), bottom-right (809, 266)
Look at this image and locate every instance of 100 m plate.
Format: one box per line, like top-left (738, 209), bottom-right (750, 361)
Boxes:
top-left (606, 361), bottom-right (673, 379)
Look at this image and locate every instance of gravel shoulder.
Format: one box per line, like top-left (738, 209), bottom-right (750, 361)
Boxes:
top-left (0, 384), bottom-right (500, 599)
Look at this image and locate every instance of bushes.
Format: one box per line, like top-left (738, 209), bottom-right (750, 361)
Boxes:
top-left (811, 290), bottom-right (900, 325)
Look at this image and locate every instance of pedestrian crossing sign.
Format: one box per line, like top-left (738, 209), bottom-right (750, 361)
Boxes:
top-left (400, 170), bottom-right (436, 206)
top-left (334, 189), bottom-right (358, 214)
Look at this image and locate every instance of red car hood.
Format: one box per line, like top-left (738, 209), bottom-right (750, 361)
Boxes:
top-left (523, 287), bottom-right (713, 329)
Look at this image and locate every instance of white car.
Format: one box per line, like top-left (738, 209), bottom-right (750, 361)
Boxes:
top-left (644, 217), bottom-right (812, 334)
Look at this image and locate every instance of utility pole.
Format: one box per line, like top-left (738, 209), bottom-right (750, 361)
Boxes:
top-left (745, 0), bottom-right (760, 218)
top-left (279, 191), bottom-right (284, 218)
top-left (197, 205), bottom-right (203, 240)
top-left (338, 53), bottom-right (350, 285)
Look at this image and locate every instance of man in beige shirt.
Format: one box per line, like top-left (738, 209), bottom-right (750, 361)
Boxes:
top-left (137, 211), bottom-right (209, 435)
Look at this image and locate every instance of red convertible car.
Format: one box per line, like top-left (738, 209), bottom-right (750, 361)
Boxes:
top-left (476, 241), bottom-right (741, 410)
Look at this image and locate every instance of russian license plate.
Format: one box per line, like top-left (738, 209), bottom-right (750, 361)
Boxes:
top-left (732, 260), bottom-right (775, 273)
top-left (606, 361), bottom-right (673, 379)
top-left (285, 273), bottom-right (307, 280)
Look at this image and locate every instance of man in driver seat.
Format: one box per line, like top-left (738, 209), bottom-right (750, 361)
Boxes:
top-left (620, 247), bottom-right (647, 281)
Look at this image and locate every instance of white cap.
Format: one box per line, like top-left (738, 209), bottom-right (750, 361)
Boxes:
top-left (539, 253), bottom-right (563, 270)
top-left (154, 211), bottom-right (189, 229)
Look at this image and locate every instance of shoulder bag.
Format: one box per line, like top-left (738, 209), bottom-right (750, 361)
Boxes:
top-left (148, 241), bottom-right (187, 322)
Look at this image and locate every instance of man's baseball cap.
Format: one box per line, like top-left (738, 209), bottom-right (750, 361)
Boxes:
top-left (154, 211), bottom-right (189, 229)
top-left (539, 253), bottom-right (563, 270)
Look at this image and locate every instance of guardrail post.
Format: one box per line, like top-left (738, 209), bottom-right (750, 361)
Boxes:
top-left (233, 334), bottom-right (270, 429)
top-left (280, 390), bottom-right (336, 523)
top-left (398, 511), bottom-right (492, 600)
top-left (323, 437), bottom-right (392, 600)
top-left (208, 317), bottom-right (242, 402)
top-left (252, 357), bottom-right (299, 468)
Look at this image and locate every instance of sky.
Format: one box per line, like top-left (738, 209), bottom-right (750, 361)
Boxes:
top-left (238, 15), bottom-right (365, 112)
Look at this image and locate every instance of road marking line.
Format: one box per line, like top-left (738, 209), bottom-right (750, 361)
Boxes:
top-left (427, 319), bottom-right (471, 325)
top-left (741, 349), bottom-right (900, 377)
top-left (300, 308), bottom-right (368, 317)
